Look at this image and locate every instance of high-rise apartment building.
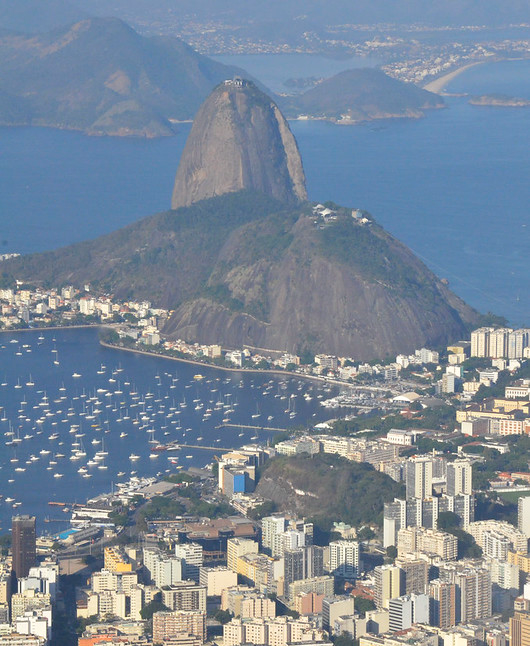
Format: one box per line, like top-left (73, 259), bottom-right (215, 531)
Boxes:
top-left (439, 564), bottom-right (491, 623)
top-left (153, 610), bottom-right (206, 643)
top-left (395, 559), bottom-right (428, 595)
top-left (329, 541), bottom-right (360, 580)
top-left (284, 546), bottom-right (324, 587)
top-left (388, 594), bottom-right (429, 632)
top-left (471, 327), bottom-right (494, 358)
top-left (374, 565), bottom-right (404, 610)
top-left (227, 538), bottom-right (259, 573)
top-left (406, 457), bottom-right (433, 500)
top-left (519, 497), bottom-right (530, 539)
top-left (429, 579), bottom-right (456, 628)
top-left (261, 517), bottom-right (287, 555)
top-left (447, 460), bottom-right (473, 497)
top-left (174, 543), bottom-right (203, 582)
top-left (12, 516), bottom-right (36, 580)
top-left (510, 611), bottom-right (530, 646)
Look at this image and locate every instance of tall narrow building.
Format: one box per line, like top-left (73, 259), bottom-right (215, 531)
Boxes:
top-left (405, 457), bottom-right (433, 500)
top-left (510, 611), bottom-right (530, 646)
top-left (519, 497), bottom-right (530, 539)
top-left (11, 515), bottom-right (36, 580)
top-left (446, 460), bottom-right (473, 497)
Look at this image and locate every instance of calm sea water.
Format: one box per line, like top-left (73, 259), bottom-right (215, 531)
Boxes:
top-left (0, 328), bottom-right (337, 534)
top-left (1, 58), bottom-right (528, 323)
top-left (0, 54), bottom-right (529, 533)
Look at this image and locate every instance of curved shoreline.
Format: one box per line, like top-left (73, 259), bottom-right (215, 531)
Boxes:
top-left (99, 340), bottom-right (332, 385)
top-left (423, 61), bottom-right (485, 94)
top-left (0, 323), bottom-right (105, 334)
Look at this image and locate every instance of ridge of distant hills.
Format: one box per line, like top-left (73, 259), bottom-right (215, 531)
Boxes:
top-left (0, 17), bottom-right (253, 136)
top-left (0, 15), bottom-right (446, 137)
top-left (281, 68), bottom-right (445, 122)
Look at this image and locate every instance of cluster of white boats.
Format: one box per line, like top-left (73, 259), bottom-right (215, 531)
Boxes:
top-left (0, 333), bottom-right (334, 515)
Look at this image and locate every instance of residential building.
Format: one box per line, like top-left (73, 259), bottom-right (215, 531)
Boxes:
top-left (510, 611), bottom-right (530, 646)
top-left (429, 579), bottom-right (456, 628)
top-left (174, 543), bottom-right (203, 583)
top-left (12, 516), bottom-right (36, 580)
top-left (161, 582), bottom-right (207, 612)
top-left (329, 540), bottom-right (360, 580)
top-left (198, 567), bottom-right (237, 597)
top-left (374, 565), bottom-right (405, 609)
top-left (152, 610), bottom-right (206, 643)
top-left (519, 497), bottom-right (530, 539)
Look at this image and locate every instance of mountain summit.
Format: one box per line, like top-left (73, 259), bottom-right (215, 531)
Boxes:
top-left (171, 79), bottom-right (307, 209)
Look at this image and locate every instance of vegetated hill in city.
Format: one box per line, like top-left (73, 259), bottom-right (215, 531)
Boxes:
top-left (281, 68), bottom-right (444, 122)
top-left (0, 17), bottom-right (255, 136)
top-left (172, 80), bottom-right (307, 209)
top-left (255, 453), bottom-right (405, 527)
top-left (1, 190), bottom-right (477, 360)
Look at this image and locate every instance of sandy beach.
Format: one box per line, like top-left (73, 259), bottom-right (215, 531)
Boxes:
top-left (423, 61), bottom-right (485, 94)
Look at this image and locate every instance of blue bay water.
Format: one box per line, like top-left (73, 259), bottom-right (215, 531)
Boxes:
top-left (0, 328), bottom-right (336, 534)
top-left (1, 58), bottom-right (528, 323)
top-left (0, 55), bottom-right (529, 532)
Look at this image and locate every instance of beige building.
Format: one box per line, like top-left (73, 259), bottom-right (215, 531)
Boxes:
top-left (152, 610), bottom-right (206, 643)
top-left (198, 567), bottom-right (237, 597)
top-left (374, 565), bottom-right (404, 609)
top-left (227, 538), bottom-right (258, 573)
top-left (161, 582), bottom-right (207, 612)
top-left (468, 520), bottom-right (528, 557)
top-left (10, 591), bottom-right (51, 622)
top-left (223, 616), bottom-right (328, 646)
top-left (511, 611), bottom-right (530, 646)
top-left (397, 527), bottom-right (458, 560)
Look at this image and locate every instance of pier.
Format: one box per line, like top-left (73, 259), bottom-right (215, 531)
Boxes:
top-left (176, 444), bottom-right (235, 452)
top-left (215, 423), bottom-right (288, 433)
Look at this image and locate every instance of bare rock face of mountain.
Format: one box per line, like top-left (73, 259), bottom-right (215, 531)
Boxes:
top-left (171, 80), bottom-right (307, 209)
top-left (1, 191), bottom-right (478, 360)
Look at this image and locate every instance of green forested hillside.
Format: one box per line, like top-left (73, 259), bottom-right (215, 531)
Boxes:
top-left (255, 453), bottom-right (405, 527)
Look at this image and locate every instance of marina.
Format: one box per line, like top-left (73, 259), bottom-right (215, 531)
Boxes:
top-left (0, 327), bottom-right (340, 534)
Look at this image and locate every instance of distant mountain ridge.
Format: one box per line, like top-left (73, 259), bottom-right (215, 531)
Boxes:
top-left (281, 68), bottom-right (444, 122)
top-left (0, 17), bottom-right (255, 136)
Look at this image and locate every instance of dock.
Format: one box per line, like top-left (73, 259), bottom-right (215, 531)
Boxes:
top-left (215, 423), bottom-right (288, 433)
top-left (177, 444), bottom-right (234, 452)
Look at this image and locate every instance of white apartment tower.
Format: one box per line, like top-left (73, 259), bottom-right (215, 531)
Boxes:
top-left (447, 460), bottom-right (473, 497)
top-left (329, 540), bottom-right (360, 580)
top-left (406, 456), bottom-right (433, 500)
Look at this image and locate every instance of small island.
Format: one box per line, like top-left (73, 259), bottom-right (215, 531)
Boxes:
top-left (469, 93), bottom-right (530, 107)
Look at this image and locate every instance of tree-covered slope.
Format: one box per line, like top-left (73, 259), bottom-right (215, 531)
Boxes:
top-left (255, 453), bottom-right (405, 527)
top-left (1, 191), bottom-right (477, 360)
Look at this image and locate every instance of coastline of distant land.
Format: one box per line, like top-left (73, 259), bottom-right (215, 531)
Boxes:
top-left (99, 339), bottom-right (335, 385)
top-left (469, 94), bottom-right (530, 107)
top-left (0, 323), bottom-right (103, 334)
top-left (423, 61), bottom-right (486, 94)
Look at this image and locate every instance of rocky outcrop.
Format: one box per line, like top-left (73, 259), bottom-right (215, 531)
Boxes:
top-left (162, 207), bottom-right (476, 359)
top-left (171, 80), bottom-right (307, 209)
top-left (2, 190), bottom-right (478, 361)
